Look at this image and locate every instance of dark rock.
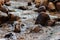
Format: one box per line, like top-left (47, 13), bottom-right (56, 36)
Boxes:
top-left (21, 24), bottom-right (25, 27)
top-left (48, 0), bottom-right (57, 2)
top-left (8, 14), bottom-right (20, 21)
top-left (18, 6), bottom-right (28, 10)
top-left (58, 39), bottom-right (60, 40)
top-left (35, 12), bottom-right (50, 26)
top-left (5, 3), bottom-right (11, 6)
top-left (0, 7), bottom-right (8, 13)
top-left (28, 2), bottom-right (32, 6)
top-left (0, 16), bottom-right (9, 24)
top-left (4, 33), bottom-right (13, 38)
top-left (32, 0), bottom-right (35, 2)
top-left (56, 2), bottom-right (60, 11)
top-left (37, 6), bottom-right (46, 13)
top-left (54, 18), bottom-right (60, 22)
top-left (0, 14), bottom-right (20, 25)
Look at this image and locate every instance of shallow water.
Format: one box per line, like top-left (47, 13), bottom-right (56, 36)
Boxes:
top-left (0, 1), bottom-right (60, 40)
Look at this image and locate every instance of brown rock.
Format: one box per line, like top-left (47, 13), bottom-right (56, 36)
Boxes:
top-left (0, 13), bottom-right (20, 25)
top-left (35, 12), bottom-right (50, 26)
top-left (8, 14), bottom-right (20, 21)
top-left (30, 26), bottom-right (41, 33)
top-left (13, 22), bottom-right (21, 33)
top-left (47, 20), bottom-right (56, 26)
top-left (48, 2), bottom-right (55, 11)
top-left (35, 2), bottom-right (40, 8)
top-left (0, 16), bottom-right (9, 24)
top-left (56, 2), bottom-right (60, 11)
top-left (0, 7), bottom-right (8, 13)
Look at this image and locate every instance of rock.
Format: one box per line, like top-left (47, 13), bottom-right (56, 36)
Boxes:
top-left (4, 33), bottom-right (17, 40)
top-left (30, 25), bottom-right (41, 33)
top-left (13, 21), bottom-right (21, 33)
top-left (28, 2), bottom-right (32, 6)
top-left (48, 0), bottom-right (56, 2)
top-left (35, 12), bottom-right (50, 26)
top-left (0, 0), bottom-right (10, 6)
top-left (2, 23), bottom-right (8, 28)
top-left (47, 20), bottom-right (56, 26)
top-left (4, 33), bottom-right (13, 38)
top-left (0, 0), bottom-right (10, 13)
top-left (35, 2), bottom-right (40, 8)
top-left (34, 0), bottom-right (41, 4)
top-left (0, 16), bottom-right (9, 24)
top-left (48, 2), bottom-right (56, 11)
top-left (4, 0), bottom-right (10, 6)
top-left (0, 6), bottom-right (8, 13)
top-left (56, 2), bottom-right (60, 11)
top-left (37, 6), bottom-right (46, 13)
top-left (0, 12), bottom-right (20, 25)
top-left (54, 18), bottom-right (60, 22)
top-left (0, 0), bottom-right (4, 6)
top-left (5, 2), bottom-right (11, 6)
top-left (32, 0), bottom-right (35, 2)
top-left (42, 0), bottom-right (48, 6)
top-left (58, 39), bottom-right (60, 40)
top-left (18, 6), bottom-right (28, 10)
top-left (49, 12), bottom-right (56, 15)
top-left (8, 14), bottom-right (20, 21)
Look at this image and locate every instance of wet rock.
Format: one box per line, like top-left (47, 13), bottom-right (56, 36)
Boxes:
top-left (56, 2), bottom-right (60, 11)
top-left (0, 0), bottom-right (10, 13)
top-left (37, 6), bottom-right (46, 13)
top-left (8, 14), bottom-right (20, 21)
top-left (30, 25), bottom-right (41, 33)
top-left (4, 33), bottom-right (13, 38)
top-left (47, 20), bottom-right (56, 26)
top-left (0, 6), bottom-right (8, 13)
top-left (58, 39), bottom-right (60, 40)
top-left (8, 10), bottom-right (15, 12)
top-left (0, 12), bottom-right (20, 25)
top-left (48, 2), bottom-right (56, 12)
top-left (48, 0), bottom-right (56, 2)
top-left (5, 3), bottom-right (11, 6)
top-left (0, 16), bottom-right (9, 24)
top-left (32, 0), bottom-right (35, 2)
top-left (18, 6), bottom-right (28, 10)
top-left (54, 18), bottom-right (60, 22)
top-left (28, 2), bottom-right (32, 6)
top-left (35, 12), bottom-right (50, 26)
top-left (34, 0), bottom-right (41, 4)
top-left (42, 0), bottom-right (48, 6)
top-left (13, 21), bottom-right (21, 33)
top-left (4, 0), bottom-right (10, 6)
top-left (35, 2), bottom-right (40, 8)
top-left (4, 33), bottom-right (17, 40)
top-left (2, 23), bottom-right (8, 28)
top-left (21, 24), bottom-right (25, 27)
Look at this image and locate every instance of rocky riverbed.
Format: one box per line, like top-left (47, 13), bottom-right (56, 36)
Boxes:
top-left (0, 1), bottom-right (60, 40)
